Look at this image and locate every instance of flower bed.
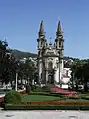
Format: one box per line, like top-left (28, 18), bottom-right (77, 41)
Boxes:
top-left (4, 102), bottom-right (89, 110)
top-left (51, 88), bottom-right (79, 98)
top-left (15, 101), bottom-right (89, 105)
top-left (0, 97), bottom-right (4, 107)
top-left (0, 97), bottom-right (4, 102)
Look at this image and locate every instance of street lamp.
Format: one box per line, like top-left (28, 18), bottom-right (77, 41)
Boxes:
top-left (15, 72), bottom-right (18, 91)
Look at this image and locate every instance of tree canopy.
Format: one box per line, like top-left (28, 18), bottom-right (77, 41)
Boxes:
top-left (0, 40), bottom-right (37, 86)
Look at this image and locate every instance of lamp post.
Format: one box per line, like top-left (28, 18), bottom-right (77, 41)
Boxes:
top-left (15, 72), bottom-right (18, 91)
top-left (15, 62), bottom-right (20, 91)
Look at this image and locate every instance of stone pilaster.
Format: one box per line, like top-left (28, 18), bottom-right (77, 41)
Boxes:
top-left (46, 70), bottom-right (48, 84)
top-left (61, 59), bottom-right (64, 72)
top-left (38, 60), bottom-right (42, 84)
top-left (54, 69), bottom-right (56, 85)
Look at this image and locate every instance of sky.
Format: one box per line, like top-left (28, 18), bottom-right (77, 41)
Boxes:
top-left (0, 0), bottom-right (89, 59)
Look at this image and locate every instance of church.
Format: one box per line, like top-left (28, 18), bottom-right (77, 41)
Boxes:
top-left (37, 21), bottom-right (70, 88)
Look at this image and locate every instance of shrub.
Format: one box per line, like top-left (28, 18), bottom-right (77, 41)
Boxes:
top-left (4, 91), bottom-right (21, 103)
top-left (42, 86), bottom-right (51, 92)
top-left (33, 86), bottom-right (51, 93)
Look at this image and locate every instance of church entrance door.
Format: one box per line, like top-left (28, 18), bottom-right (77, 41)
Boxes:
top-left (48, 61), bottom-right (54, 84)
top-left (48, 71), bottom-right (54, 84)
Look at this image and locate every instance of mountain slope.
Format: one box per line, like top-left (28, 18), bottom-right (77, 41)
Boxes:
top-left (9, 49), bottom-right (37, 60)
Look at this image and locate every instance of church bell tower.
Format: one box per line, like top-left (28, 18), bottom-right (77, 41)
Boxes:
top-left (37, 21), bottom-right (47, 84)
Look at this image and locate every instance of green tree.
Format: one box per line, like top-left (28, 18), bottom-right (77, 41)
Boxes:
top-left (71, 60), bottom-right (89, 92)
top-left (18, 59), bottom-right (36, 86)
top-left (0, 40), bottom-right (18, 86)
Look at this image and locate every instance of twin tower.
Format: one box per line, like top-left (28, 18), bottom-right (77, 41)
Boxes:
top-left (37, 21), bottom-right (64, 86)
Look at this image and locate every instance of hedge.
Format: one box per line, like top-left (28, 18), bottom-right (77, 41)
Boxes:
top-left (30, 92), bottom-right (63, 98)
top-left (32, 86), bottom-right (51, 92)
top-left (4, 104), bottom-right (89, 110)
top-left (4, 102), bottom-right (89, 110)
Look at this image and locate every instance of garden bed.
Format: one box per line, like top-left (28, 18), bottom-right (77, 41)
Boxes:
top-left (3, 89), bottom-right (89, 110)
top-left (4, 93), bottom-right (89, 110)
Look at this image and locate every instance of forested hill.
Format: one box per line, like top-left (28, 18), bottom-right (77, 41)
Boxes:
top-left (9, 49), bottom-right (37, 60)
top-left (9, 49), bottom-right (80, 61)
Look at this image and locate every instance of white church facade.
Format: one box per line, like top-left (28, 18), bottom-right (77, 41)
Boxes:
top-left (37, 21), bottom-right (71, 88)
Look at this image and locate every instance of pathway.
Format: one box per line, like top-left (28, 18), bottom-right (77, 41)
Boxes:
top-left (0, 111), bottom-right (89, 119)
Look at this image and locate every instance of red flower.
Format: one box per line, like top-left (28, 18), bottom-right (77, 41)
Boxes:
top-left (0, 97), bottom-right (4, 102)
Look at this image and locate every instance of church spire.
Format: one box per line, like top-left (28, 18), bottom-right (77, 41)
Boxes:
top-left (56, 21), bottom-right (63, 36)
top-left (39, 20), bottom-right (45, 37)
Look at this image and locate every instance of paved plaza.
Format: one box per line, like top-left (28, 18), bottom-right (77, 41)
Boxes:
top-left (0, 110), bottom-right (89, 119)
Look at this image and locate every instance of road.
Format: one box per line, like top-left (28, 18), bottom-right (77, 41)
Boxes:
top-left (0, 110), bottom-right (89, 119)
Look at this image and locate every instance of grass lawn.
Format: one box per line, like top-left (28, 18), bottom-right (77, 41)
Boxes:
top-left (21, 94), bottom-right (61, 102)
top-left (21, 93), bottom-right (89, 102)
top-left (21, 89), bottom-right (89, 102)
